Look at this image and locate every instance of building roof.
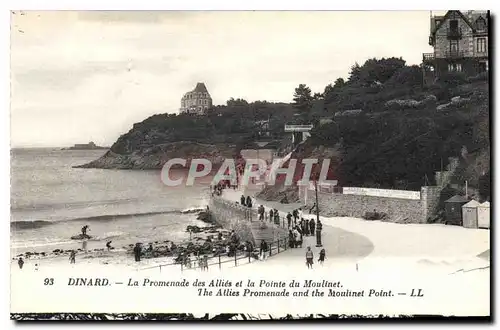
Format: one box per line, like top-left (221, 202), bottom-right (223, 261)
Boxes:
top-left (432, 10), bottom-right (488, 36)
top-left (445, 195), bottom-right (469, 203)
top-left (479, 201), bottom-right (490, 208)
top-left (462, 200), bottom-right (480, 208)
top-left (193, 82), bottom-right (208, 93)
top-left (432, 10), bottom-right (474, 36)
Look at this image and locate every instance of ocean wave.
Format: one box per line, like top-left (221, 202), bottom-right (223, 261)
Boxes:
top-left (11, 207), bottom-right (207, 231)
top-left (89, 231), bottom-right (128, 241)
top-left (181, 207), bottom-right (206, 214)
top-left (10, 198), bottom-right (142, 212)
top-left (10, 220), bottom-right (53, 230)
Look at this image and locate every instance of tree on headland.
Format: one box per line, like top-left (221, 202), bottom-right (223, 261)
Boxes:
top-left (293, 84), bottom-right (313, 122)
top-left (347, 57), bottom-right (406, 86)
top-left (226, 98), bottom-right (249, 107)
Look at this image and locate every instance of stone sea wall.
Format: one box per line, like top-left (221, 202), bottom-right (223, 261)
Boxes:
top-left (209, 197), bottom-right (288, 246)
top-left (302, 186), bottom-right (441, 224)
top-left (209, 197), bottom-right (256, 244)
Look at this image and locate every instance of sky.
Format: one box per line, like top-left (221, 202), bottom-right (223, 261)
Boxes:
top-left (10, 11), bottom-right (437, 148)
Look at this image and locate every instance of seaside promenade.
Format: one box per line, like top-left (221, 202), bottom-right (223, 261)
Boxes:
top-left (220, 186), bottom-right (490, 273)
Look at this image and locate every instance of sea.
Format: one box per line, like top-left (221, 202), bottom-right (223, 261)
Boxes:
top-left (10, 148), bottom-right (212, 257)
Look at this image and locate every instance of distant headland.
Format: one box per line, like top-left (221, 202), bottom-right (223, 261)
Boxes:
top-left (62, 141), bottom-right (109, 150)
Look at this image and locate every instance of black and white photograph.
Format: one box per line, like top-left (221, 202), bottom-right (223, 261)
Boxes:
top-left (8, 7), bottom-right (491, 320)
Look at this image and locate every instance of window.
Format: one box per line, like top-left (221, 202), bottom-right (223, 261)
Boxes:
top-left (448, 63), bottom-right (462, 72)
top-left (449, 20), bottom-right (458, 32)
top-left (449, 40), bottom-right (459, 52)
top-left (476, 17), bottom-right (486, 31)
top-left (477, 38), bottom-right (487, 53)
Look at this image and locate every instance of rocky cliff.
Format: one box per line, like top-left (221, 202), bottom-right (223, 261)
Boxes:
top-left (74, 141), bottom-right (235, 170)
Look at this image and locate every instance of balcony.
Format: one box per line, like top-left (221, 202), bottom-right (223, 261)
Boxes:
top-left (422, 53), bottom-right (435, 62)
top-left (284, 124), bottom-right (314, 132)
top-left (447, 27), bottom-right (462, 39)
top-left (444, 50), bottom-right (465, 58)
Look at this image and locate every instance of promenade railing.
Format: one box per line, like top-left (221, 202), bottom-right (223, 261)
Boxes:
top-left (141, 237), bottom-right (290, 273)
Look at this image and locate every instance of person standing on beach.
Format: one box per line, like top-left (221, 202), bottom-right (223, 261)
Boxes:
top-left (240, 195), bottom-right (246, 206)
top-left (81, 225), bottom-right (90, 236)
top-left (318, 249), bottom-right (326, 265)
top-left (18, 257), bottom-right (24, 269)
top-left (133, 243), bottom-right (142, 262)
top-left (69, 250), bottom-right (76, 264)
top-left (305, 247), bottom-right (314, 269)
top-left (286, 212), bottom-right (292, 228)
top-left (106, 241), bottom-right (112, 251)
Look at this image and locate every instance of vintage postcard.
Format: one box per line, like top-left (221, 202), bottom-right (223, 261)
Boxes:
top-left (9, 10), bottom-right (491, 320)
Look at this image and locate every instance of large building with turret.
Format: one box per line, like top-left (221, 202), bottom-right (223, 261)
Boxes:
top-left (180, 82), bottom-right (213, 115)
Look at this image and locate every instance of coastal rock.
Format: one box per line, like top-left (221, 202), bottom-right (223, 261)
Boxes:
top-left (73, 141), bottom-right (234, 170)
top-left (70, 234), bottom-right (93, 240)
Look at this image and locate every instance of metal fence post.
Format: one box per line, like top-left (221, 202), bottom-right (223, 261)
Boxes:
top-left (234, 252), bottom-right (237, 266)
top-left (269, 242), bottom-right (272, 257)
top-left (278, 239), bottom-right (280, 253)
top-left (218, 254), bottom-right (221, 270)
top-left (180, 262), bottom-right (183, 273)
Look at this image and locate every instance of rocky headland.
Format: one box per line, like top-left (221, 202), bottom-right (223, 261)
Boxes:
top-left (74, 141), bottom-right (235, 170)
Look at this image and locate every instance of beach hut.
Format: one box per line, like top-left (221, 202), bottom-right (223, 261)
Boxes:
top-left (477, 202), bottom-right (490, 229)
top-left (462, 200), bottom-right (480, 229)
top-left (444, 195), bottom-right (469, 225)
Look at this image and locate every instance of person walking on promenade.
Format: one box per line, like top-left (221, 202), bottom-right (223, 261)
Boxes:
top-left (240, 195), bottom-right (246, 206)
top-left (106, 241), bottom-right (112, 251)
top-left (309, 218), bottom-right (315, 235)
top-left (318, 248), bottom-right (326, 265)
top-left (293, 227), bottom-right (301, 248)
top-left (258, 205), bottom-right (265, 220)
top-left (305, 247), bottom-right (314, 269)
top-left (305, 219), bottom-right (310, 236)
top-left (246, 196), bottom-right (253, 208)
top-left (202, 255), bottom-right (209, 271)
top-left (288, 230), bottom-right (295, 248)
top-left (286, 212), bottom-right (292, 228)
top-left (298, 208), bottom-right (304, 221)
top-left (18, 257), bottom-right (24, 269)
top-left (69, 250), bottom-right (76, 264)
top-left (274, 209), bottom-right (280, 225)
top-left (310, 202), bottom-right (318, 215)
top-left (259, 240), bottom-right (268, 260)
top-left (292, 209), bottom-right (298, 222)
top-left (269, 209), bottom-right (274, 222)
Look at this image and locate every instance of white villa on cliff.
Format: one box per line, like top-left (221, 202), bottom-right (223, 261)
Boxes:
top-left (180, 82), bottom-right (213, 115)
